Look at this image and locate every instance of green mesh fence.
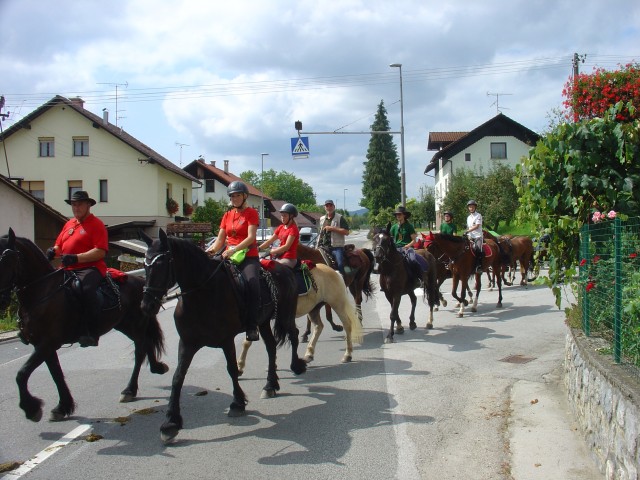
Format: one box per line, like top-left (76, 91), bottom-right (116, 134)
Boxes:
top-left (579, 217), bottom-right (640, 376)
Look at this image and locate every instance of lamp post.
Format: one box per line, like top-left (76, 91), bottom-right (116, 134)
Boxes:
top-left (260, 153), bottom-right (269, 229)
top-left (343, 188), bottom-right (348, 214)
top-left (390, 63), bottom-right (406, 207)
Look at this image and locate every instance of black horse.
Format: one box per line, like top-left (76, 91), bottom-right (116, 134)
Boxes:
top-left (0, 228), bottom-right (168, 422)
top-left (372, 223), bottom-right (440, 343)
top-left (140, 229), bottom-right (306, 443)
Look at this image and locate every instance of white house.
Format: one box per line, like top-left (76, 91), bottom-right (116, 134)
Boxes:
top-left (424, 113), bottom-right (540, 221)
top-left (0, 96), bottom-right (200, 237)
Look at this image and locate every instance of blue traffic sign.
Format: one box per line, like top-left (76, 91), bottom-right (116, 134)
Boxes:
top-left (291, 136), bottom-right (310, 159)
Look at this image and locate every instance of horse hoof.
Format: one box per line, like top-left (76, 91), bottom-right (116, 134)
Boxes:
top-left (120, 393), bottom-right (135, 403)
top-left (301, 335), bottom-right (309, 343)
top-left (471, 307), bottom-right (477, 312)
top-left (409, 322), bottom-right (417, 331)
top-left (341, 355), bottom-right (352, 363)
top-left (261, 389), bottom-right (277, 399)
top-left (426, 323), bottom-right (434, 330)
top-left (150, 362), bottom-right (169, 375)
top-left (434, 306), bottom-right (439, 311)
top-left (304, 355), bottom-right (314, 363)
top-left (457, 313), bottom-right (464, 318)
top-left (384, 337), bottom-right (394, 344)
top-left (497, 302), bottom-right (503, 308)
top-left (395, 326), bottom-right (404, 334)
top-left (237, 368), bottom-right (244, 377)
top-left (49, 410), bottom-right (65, 422)
top-left (441, 300), bottom-right (448, 307)
top-left (160, 430), bottom-right (178, 444)
top-left (227, 404), bottom-right (246, 417)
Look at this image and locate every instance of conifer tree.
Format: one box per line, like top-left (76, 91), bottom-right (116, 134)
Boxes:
top-left (361, 100), bottom-right (401, 216)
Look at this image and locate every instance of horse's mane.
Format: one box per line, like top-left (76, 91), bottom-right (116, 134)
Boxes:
top-left (438, 233), bottom-right (465, 244)
top-left (167, 236), bottom-right (214, 275)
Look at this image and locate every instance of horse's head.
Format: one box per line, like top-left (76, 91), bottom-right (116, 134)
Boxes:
top-left (0, 229), bottom-right (19, 310)
top-left (141, 229), bottom-right (175, 316)
top-left (372, 222), bottom-right (394, 263)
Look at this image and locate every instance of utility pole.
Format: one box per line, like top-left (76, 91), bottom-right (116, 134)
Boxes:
top-left (572, 53), bottom-right (587, 122)
top-left (0, 96), bottom-right (11, 179)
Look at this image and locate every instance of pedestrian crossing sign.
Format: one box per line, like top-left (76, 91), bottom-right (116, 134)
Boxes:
top-left (291, 136), bottom-right (310, 159)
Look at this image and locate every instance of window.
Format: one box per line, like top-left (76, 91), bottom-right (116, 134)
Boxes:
top-left (205, 179), bottom-right (215, 192)
top-left (68, 180), bottom-right (82, 201)
top-left (99, 180), bottom-right (108, 202)
top-left (73, 137), bottom-right (89, 156)
top-left (490, 142), bottom-right (507, 159)
top-left (166, 183), bottom-right (173, 200)
top-left (465, 153), bottom-right (471, 162)
top-left (39, 138), bottom-right (55, 157)
top-left (22, 180), bottom-right (45, 201)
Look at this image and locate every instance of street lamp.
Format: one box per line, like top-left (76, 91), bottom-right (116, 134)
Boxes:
top-left (343, 188), bottom-right (348, 213)
top-left (260, 153), bottom-right (269, 229)
top-left (390, 63), bottom-right (406, 207)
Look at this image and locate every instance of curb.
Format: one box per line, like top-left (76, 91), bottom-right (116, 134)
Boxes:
top-left (0, 330), bottom-right (18, 343)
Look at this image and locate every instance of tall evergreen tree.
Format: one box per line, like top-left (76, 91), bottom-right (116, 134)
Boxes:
top-left (361, 100), bottom-right (401, 216)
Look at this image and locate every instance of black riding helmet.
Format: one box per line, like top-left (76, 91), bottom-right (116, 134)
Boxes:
top-left (279, 203), bottom-right (298, 217)
top-left (227, 181), bottom-right (249, 196)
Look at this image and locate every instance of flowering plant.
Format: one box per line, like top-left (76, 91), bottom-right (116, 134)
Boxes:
top-left (166, 197), bottom-right (179, 215)
top-left (591, 210), bottom-right (616, 223)
top-left (183, 203), bottom-right (193, 216)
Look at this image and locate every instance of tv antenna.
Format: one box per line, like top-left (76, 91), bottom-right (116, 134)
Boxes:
top-left (175, 142), bottom-right (190, 166)
top-left (97, 81), bottom-right (128, 127)
top-left (487, 92), bottom-right (512, 114)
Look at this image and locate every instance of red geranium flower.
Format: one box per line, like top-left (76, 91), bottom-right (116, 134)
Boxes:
top-left (579, 259), bottom-right (587, 266)
top-left (630, 253), bottom-right (638, 259)
top-left (586, 282), bottom-right (596, 292)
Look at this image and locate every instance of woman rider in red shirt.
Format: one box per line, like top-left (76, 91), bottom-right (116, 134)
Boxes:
top-left (259, 203), bottom-right (300, 268)
top-left (206, 181), bottom-right (261, 341)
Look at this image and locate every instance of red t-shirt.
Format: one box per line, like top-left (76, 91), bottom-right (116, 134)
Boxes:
top-left (55, 214), bottom-right (108, 276)
top-left (220, 207), bottom-right (259, 257)
top-left (274, 223), bottom-right (299, 259)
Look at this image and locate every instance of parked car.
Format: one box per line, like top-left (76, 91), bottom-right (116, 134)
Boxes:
top-left (256, 227), bottom-right (274, 242)
top-left (299, 227), bottom-right (318, 246)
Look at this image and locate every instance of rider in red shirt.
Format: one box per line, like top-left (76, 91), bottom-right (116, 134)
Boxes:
top-left (259, 203), bottom-right (300, 269)
top-left (47, 191), bottom-right (108, 347)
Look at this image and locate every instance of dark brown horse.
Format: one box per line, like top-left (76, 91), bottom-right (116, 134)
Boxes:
top-left (497, 235), bottom-right (537, 286)
top-left (0, 229), bottom-right (168, 423)
top-left (372, 224), bottom-right (440, 343)
top-left (140, 229), bottom-right (306, 443)
top-left (296, 243), bottom-right (375, 340)
top-left (428, 233), bottom-right (503, 317)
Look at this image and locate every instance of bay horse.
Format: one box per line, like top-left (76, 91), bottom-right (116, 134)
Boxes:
top-left (140, 229), bottom-right (306, 443)
top-left (372, 224), bottom-right (440, 343)
top-left (497, 235), bottom-right (536, 286)
top-left (0, 228), bottom-right (168, 423)
top-left (237, 261), bottom-right (363, 372)
top-left (428, 233), bottom-right (503, 317)
top-left (296, 243), bottom-right (375, 339)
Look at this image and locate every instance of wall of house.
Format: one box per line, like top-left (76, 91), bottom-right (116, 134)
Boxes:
top-left (0, 183), bottom-right (34, 240)
top-left (2, 104), bottom-right (193, 227)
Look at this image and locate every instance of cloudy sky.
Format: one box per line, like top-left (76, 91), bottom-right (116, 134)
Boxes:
top-left (1, 0), bottom-right (638, 211)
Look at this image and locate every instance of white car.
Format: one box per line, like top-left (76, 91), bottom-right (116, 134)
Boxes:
top-left (299, 227), bottom-right (318, 246)
top-left (256, 227), bottom-right (274, 242)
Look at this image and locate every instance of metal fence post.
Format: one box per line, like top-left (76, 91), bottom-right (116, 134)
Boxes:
top-left (614, 217), bottom-right (622, 363)
top-left (580, 224), bottom-right (590, 336)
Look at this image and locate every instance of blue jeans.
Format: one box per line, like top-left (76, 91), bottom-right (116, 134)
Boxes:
top-left (331, 247), bottom-right (345, 274)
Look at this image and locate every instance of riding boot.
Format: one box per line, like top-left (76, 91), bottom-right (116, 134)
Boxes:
top-left (246, 297), bottom-right (260, 342)
top-left (78, 298), bottom-right (100, 348)
top-left (475, 251), bottom-right (484, 273)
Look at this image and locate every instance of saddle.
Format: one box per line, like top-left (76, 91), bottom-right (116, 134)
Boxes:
top-left (319, 244), bottom-right (361, 275)
top-left (66, 268), bottom-right (124, 312)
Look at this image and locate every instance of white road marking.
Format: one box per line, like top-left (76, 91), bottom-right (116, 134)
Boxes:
top-left (4, 424), bottom-right (92, 478)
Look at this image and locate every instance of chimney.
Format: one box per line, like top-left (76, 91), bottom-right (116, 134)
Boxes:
top-left (69, 97), bottom-right (84, 109)
top-left (102, 108), bottom-right (109, 125)
top-left (209, 160), bottom-right (216, 167)
top-left (224, 160), bottom-right (229, 173)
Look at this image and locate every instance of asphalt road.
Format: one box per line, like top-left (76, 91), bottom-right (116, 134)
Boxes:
top-left (0, 232), bottom-right (600, 479)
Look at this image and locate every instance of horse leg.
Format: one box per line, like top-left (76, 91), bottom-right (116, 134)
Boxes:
top-left (436, 276), bottom-right (447, 310)
top-left (383, 291), bottom-right (397, 343)
top-left (520, 259), bottom-right (528, 286)
top-left (45, 351), bottom-right (76, 422)
top-left (349, 282), bottom-right (364, 324)
top-left (161, 339), bottom-right (199, 443)
top-left (301, 317), bottom-right (312, 343)
top-left (221, 339), bottom-right (247, 417)
top-left (496, 265), bottom-right (504, 308)
top-left (237, 339), bottom-right (252, 376)
top-left (16, 348), bottom-right (49, 422)
top-left (258, 324), bottom-right (281, 399)
top-left (471, 272), bottom-right (481, 312)
top-left (304, 307), bottom-right (324, 363)
top-left (120, 340), bottom-right (145, 403)
top-left (450, 275), bottom-right (468, 317)
top-left (324, 305), bottom-right (344, 332)
top-left (408, 290), bottom-right (418, 331)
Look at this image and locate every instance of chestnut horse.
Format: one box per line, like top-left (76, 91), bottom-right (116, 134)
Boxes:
top-left (428, 233), bottom-right (503, 317)
top-left (141, 230), bottom-right (306, 443)
top-left (497, 235), bottom-right (536, 286)
top-left (296, 243), bottom-right (375, 340)
top-left (0, 229), bottom-right (167, 423)
top-left (372, 224), bottom-right (440, 343)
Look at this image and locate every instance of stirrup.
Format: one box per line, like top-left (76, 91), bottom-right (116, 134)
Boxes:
top-left (246, 328), bottom-right (259, 342)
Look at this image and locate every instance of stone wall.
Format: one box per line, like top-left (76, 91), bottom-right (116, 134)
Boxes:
top-left (565, 329), bottom-right (640, 479)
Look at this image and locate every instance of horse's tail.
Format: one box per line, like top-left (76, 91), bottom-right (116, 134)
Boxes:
top-left (424, 256), bottom-right (440, 308)
top-left (527, 252), bottom-right (539, 282)
top-left (346, 301), bottom-right (363, 344)
top-left (361, 247), bottom-right (376, 299)
top-left (145, 313), bottom-right (166, 361)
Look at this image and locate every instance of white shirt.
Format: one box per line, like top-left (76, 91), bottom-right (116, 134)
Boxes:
top-left (467, 211), bottom-right (483, 239)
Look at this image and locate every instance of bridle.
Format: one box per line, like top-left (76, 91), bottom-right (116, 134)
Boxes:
top-left (373, 232), bottom-right (402, 268)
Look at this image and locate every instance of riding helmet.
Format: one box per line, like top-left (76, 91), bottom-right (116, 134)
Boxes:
top-left (443, 211), bottom-right (453, 218)
top-left (279, 203), bottom-right (298, 217)
top-left (467, 199), bottom-right (478, 206)
top-left (227, 181), bottom-right (249, 196)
